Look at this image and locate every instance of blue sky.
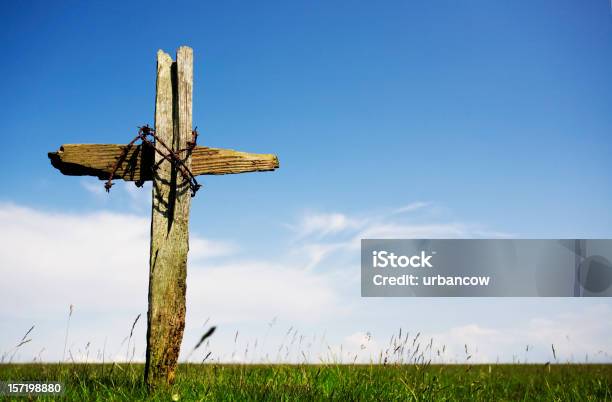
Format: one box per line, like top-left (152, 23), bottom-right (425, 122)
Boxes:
top-left (1, 1), bottom-right (612, 363)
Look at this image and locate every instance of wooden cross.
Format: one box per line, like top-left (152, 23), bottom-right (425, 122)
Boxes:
top-left (47, 46), bottom-right (279, 387)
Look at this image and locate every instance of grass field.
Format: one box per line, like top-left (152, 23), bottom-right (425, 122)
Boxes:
top-left (1, 363), bottom-right (611, 401)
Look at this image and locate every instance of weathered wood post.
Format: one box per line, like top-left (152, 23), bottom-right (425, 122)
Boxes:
top-left (47, 44), bottom-right (279, 388)
top-left (144, 46), bottom-right (193, 387)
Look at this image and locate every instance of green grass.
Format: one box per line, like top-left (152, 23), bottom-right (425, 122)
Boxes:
top-left (1, 363), bottom-right (611, 401)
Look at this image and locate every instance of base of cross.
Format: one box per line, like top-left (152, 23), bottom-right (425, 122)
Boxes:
top-left (48, 46), bottom-right (279, 388)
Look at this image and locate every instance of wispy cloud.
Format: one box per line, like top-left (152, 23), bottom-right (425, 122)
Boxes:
top-left (287, 202), bottom-right (512, 270)
top-left (289, 212), bottom-right (362, 239)
top-left (391, 202), bottom-right (430, 215)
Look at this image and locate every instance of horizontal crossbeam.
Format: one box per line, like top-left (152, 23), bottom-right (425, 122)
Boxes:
top-left (48, 144), bottom-right (279, 181)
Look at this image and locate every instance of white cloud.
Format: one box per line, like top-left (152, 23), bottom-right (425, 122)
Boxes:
top-left (392, 202), bottom-right (430, 215)
top-left (1, 201), bottom-right (609, 364)
top-left (291, 212), bottom-right (361, 239)
top-left (0, 203), bottom-right (340, 362)
top-left (188, 260), bottom-right (341, 324)
top-left (190, 237), bottom-right (237, 260)
top-left (426, 304), bottom-right (612, 364)
top-left (357, 222), bottom-right (471, 239)
top-left (287, 204), bottom-right (511, 271)
top-left (311, 304), bottom-right (612, 365)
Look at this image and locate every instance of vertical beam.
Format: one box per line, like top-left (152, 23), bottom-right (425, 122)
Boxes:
top-left (145, 47), bottom-right (194, 387)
